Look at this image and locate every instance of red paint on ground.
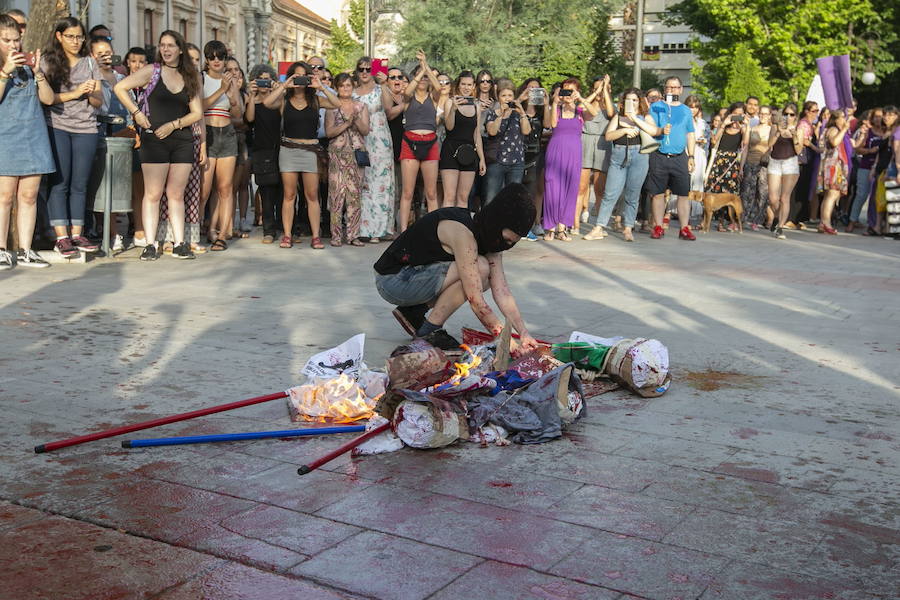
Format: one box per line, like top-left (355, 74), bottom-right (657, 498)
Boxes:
top-left (820, 515), bottom-right (900, 545)
top-left (717, 463), bottom-right (780, 484)
top-left (488, 481), bottom-right (514, 488)
top-left (731, 427), bottom-right (760, 439)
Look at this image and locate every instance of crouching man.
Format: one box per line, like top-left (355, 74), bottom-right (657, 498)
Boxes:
top-left (374, 183), bottom-right (540, 351)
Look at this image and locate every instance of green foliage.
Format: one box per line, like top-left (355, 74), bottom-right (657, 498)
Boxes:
top-left (667, 0), bottom-right (898, 105)
top-left (722, 43), bottom-right (769, 105)
top-left (396, 0), bottom-right (621, 90)
top-left (325, 20), bottom-right (363, 76)
top-left (348, 0), bottom-right (366, 41)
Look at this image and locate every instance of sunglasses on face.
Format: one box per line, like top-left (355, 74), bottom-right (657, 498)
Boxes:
top-left (438, 80), bottom-right (450, 85)
top-left (388, 75), bottom-right (403, 80)
top-left (357, 67), bottom-right (371, 72)
top-left (784, 112), bottom-right (796, 116)
top-left (480, 79), bottom-right (493, 84)
top-left (310, 64), bottom-right (324, 70)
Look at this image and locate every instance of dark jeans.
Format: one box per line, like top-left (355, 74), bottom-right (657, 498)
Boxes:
top-left (259, 183), bottom-right (283, 237)
top-left (484, 162), bottom-right (525, 206)
top-left (790, 157), bottom-right (817, 224)
top-left (47, 128), bottom-right (99, 228)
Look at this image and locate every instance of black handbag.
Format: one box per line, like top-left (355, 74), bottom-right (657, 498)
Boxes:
top-left (354, 148), bottom-right (371, 167)
top-left (251, 148), bottom-right (280, 186)
top-left (452, 143), bottom-right (478, 167)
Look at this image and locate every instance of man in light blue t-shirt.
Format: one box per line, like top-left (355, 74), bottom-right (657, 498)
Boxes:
top-left (645, 76), bottom-right (697, 240)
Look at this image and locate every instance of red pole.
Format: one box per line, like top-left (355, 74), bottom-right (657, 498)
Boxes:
top-left (34, 391), bottom-right (289, 453)
top-left (297, 421), bottom-right (392, 475)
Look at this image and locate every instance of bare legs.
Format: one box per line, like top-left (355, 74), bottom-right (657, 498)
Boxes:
top-left (440, 169), bottom-right (476, 209)
top-left (768, 172), bottom-right (798, 231)
top-left (651, 193), bottom-right (690, 229)
top-left (205, 156), bottom-right (237, 241)
top-left (820, 189), bottom-right (840, 230)
top-left (141, 163), bottom-right (192, 245)
top-left (0, 175), bottom-right (41, 251)
top-left (400, 159), bottom-right (439, 232)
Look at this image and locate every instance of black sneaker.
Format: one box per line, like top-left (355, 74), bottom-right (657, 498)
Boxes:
top-left (775, 226), bottom-right (786, 240)
top-left (769, 219), bottom-right (778, 233)
top-left (392, 304), bottom-right (428, 337)
top-left (140, 245), bottom-right (159, 261)
top-left (171, 242), bottom-right (195, 260)
top-left (16, 249), bottom-right (50, 268)
top-left (420, 328), bottom-right (462, 352)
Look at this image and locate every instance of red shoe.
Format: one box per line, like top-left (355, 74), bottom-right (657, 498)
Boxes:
top-left (679, 226), bottom-right (696, 241)
top-left (651, 225), bottom-right (665, 239)
top-left (822, 225), bottom-right (837, 235)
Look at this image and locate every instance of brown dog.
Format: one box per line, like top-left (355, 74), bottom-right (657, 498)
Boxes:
top-left (690, 191), bottom-right (744, 233)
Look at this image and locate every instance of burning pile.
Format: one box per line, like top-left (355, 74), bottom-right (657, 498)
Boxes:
top-left (287, 374), bottom-right (377, 423)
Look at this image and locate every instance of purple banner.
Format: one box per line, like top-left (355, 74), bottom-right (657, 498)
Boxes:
top-left (816, 55), bottom-right (853, 110)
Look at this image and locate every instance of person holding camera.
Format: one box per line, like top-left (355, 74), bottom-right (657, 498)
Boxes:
top-left (113, 30), bottom-right (204, 260)
top-left (742, 104), bottom-right (773, 230)
top-left (264, 61), bottom-right (339, 249)
top-left (40, 17), bottom-right (103, 257)
top-left (576, 75), bottom-right (615, 228)
top-left (325, 73), bottom-right (370, 247)
top-left (705, 101), bottom-right (747, 231)
top-left (483, 78), bottom-right (531, 206)
top-left (542, 78), bottom-right (598, 241)
top-left (439, 70), bottom-right (484, 208)
top-left (817, 109), bottom-right (851, 235)
top-left (245, 64), bottom-right (281, 244)
top-left (584, 88), bottom-right (657, 243)
top-left (0, 13), bottom-right (54, 269)
top-left (766, 102), bottom-right (804, 240)
top-left (646, 76), bottom-right (696, 240)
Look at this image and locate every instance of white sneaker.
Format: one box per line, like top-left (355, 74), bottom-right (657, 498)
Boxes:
top-left (581, 210), bottom-right (589, 223)
top-left (16, 248), bottom-right (50, 268)
top-left (0, 248), bottom-right (12, 270)
top-left (112, 234), bottom-right (124, 252)
top-left (133, 236), bottom-right (148, 248)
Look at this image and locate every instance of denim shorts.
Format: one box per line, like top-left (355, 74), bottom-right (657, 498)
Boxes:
top-left (206, 124), bottom-right (238, 158)
top-left (375, 262), bottom-right (451, 306)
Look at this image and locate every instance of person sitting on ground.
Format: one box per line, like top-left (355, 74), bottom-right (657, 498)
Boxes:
top-left (374, 182), bottom-right (540, 352)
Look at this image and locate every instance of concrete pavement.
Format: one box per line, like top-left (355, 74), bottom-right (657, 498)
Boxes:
top-left (1, 224), bottom-right (898, 599)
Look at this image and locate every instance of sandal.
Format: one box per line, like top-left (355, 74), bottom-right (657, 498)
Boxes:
top-left (311, 237), bottom-right (324, 250)
top-left (368, 237), bottom-right (380, 244)
top-left (544, 230), bottom-right (555, 241)
top-left (209, 238), bottom-right (228, 251)
top-left (350, 238), bottom-right (365, 247)
top-left (623, 229), bottom-right (634, 242)
top-left (557, 230), bottom-right (572, 242)
top-left (190, 243), bottom-right (207, 254)
top-left (330, 239), bottom-right (342, 247)
top-left (279, 235), bottom-right (292, 248)
top-left (582, 226), bottom-right (606, 241)
top-left (233, 230), bottom-right (250, 239)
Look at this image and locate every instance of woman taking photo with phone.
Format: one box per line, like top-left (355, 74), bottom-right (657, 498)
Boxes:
top-left (198, 41), bottom-right (242, 251)
top-left (353, 56), bottom-right (395, 243)
top-left (114, 30), bottom-right (204, 260)
top-left (40, 17), bottom-right (103, 257)
top-left (584, 88), bottom-right (656, 242)
top-left (705, 101), bottom-right (747, 231)
top-left (766, 102), bottom-right (803, 240)
top-left (245, 64), bottom-right (281, 243)
top-left (0, 13), bottom-right (54, 269)
top-left (264, 61), bottom-right (339, 249)
top-left (542, 78), bottom-right (597, 241)
top-left (325, 72), bottom-right (369, 246)
top-left (483, 78), bottom-right (530, 205)
top-left (439, 70), bottom-right (484, 208)
top-left (575, 75), bottom-right (614, 227)
top-left (398, 50), bottom-right (442, 232)
top-left (741, 104), bottom-right (772, 230)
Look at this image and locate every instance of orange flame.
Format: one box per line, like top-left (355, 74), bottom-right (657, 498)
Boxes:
top-left (290, 374), bottom-right (376, 423)
top-left (450, 344), bottom-right (481, 385)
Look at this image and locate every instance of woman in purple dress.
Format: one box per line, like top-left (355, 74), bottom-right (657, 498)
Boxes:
top-left (542, 78), bottom-right (596, 240)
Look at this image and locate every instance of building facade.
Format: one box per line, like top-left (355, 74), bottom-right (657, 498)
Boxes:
top-left (609, 0), bottom-right (703, 94)
top-left (0, 0), bottom-right (330, 68)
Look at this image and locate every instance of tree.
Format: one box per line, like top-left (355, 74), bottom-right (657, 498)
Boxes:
top-left (325, 20), bottom-right (362, 75)
top-left (23, 0), bottom-right (69, 53)
top-left (722, 43), bottom-right (769, 105)
top-left (348, 0), bottom-right (365, 40)
top-left (667, 0), bottom-right (898, 105)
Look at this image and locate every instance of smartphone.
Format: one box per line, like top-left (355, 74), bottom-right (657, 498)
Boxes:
top-left (371, 58), bottom-right (388, 78)
top-left (256, 79), bottom-right (272, 88)
top-left (559, 89), bottom-right (573, 97)
top-left (665, 94), bottom-right (679, 103)
top-left (460, 96), bottom-right (474, 105)
top-left (507, 101), bottom-right (516, 108)
top-left (624, 98), bottom-right (637, 114)
top-left (528, 87), bottom-right (546, 106)
top-left (732, 114), bottom-right (744, 123)
top-left (781, 115), bottom-right (788, 126)
top-left (293, 76), bottom-right (311, 86)
top-left (22, 52), bottom-right (35, 68)
top-left (110, 55), bottom-right (122, 67)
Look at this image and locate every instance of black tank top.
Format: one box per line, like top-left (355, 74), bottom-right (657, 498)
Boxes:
top-left (148, 77), bottom-right (190, 140)
top-left (445, 108), bottom-right (477, 143)
top-left (719, 129), bottom-right (742, 152)
top-left (283, 98), bottom-right (318, 139)
top-left (771, 133), bottom-right (797, 160)
top-left (251, 104), bottom-right (282, 151)
top-left (374, 207), bottom-right (477, 275)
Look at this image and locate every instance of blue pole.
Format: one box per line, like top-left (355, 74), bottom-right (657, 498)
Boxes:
top-left (122, 425), bottom-right (367, 448)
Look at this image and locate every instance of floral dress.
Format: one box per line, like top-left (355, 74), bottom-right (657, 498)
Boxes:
top-left (353, 85), bottom-right (395, 238)
top-left (818, 133), bottom-right (849, 195)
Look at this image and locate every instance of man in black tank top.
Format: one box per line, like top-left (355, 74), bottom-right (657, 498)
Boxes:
top-left (374, 183), bottom-right (539, 351)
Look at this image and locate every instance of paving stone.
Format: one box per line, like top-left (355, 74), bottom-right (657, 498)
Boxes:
top-left (315, 483), bottom-right (594, 570)
top-left (549, 530), bottom-right (730, 599)
top-left (429, 561), bottom-right (620, 600)
top-left (290, 531), bottom-right (481, 600)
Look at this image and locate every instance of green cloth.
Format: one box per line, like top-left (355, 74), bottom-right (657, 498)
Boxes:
top-left (552, 342), bottom-right (611, 371)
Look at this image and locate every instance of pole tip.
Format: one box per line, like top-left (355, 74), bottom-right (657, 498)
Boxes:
top-left (121, 441), bottom-right (132, 448)
top-left (297, 465), bottom-right (311, 476)
top-left (34, 444), bottom-right (46, 454)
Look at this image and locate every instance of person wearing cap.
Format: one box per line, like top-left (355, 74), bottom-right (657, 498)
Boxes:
top-left (374, 182), bottom-right (540, 351)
